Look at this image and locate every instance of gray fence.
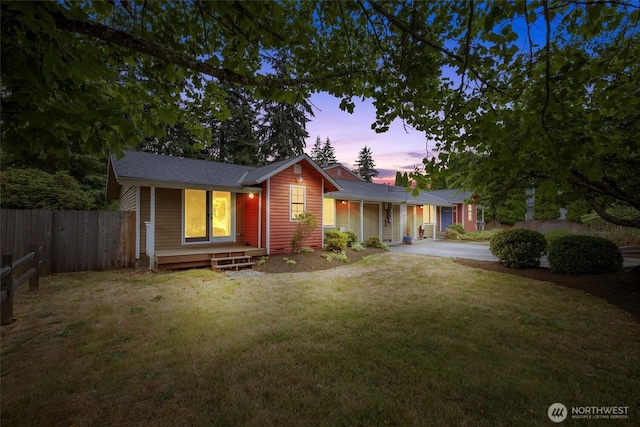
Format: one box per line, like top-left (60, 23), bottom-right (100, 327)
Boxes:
top-left (1, 210), bottom-right (136, 274)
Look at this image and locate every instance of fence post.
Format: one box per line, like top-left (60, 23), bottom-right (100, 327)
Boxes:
top-left (29, 243), bottom-right (40, 291)
top-left (1, 255), bottom-right (14, 325)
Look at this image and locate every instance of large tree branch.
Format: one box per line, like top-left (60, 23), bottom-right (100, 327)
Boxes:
top-left (50, 9), bottom-right (351, 90)
top-left (585, 194), bottom-right (640, 228)
top-left (571, 170), bottom-right (640, 209)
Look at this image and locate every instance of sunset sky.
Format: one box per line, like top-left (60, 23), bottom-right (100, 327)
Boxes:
top-left (303, 93), bottom-right (435, 185)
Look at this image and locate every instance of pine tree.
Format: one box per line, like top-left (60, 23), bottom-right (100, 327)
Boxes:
top-left (258, 50), bottom-right (314, 162)
top-left (321, 138), bottom-right (338, 167)
top-left (310, 136), bottom-right (337, 167)
top-left (395, 171), bottom-right (409, 187)
top-left (207, 84), bottom-right (263, 166)
top-left (353, 146), bottom-right (379, 182)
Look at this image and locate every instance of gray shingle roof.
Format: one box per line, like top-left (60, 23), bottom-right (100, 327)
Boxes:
top-left (327, 179), bottom-right (452, 206)
top-left (110, 150), bottom-right (254, 188)
top-left (427, 189), bottom-right (473, 204)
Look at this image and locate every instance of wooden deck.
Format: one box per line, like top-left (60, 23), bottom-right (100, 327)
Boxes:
top-left (154, 245), bottom-right (267, 270)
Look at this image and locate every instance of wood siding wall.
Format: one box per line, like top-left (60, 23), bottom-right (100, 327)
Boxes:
top-left (120, 186), bottom-right (137, 211)
top-left (266, 160), bottom-right (324, 254)
top-left (244, 194), bottom-right (259, 247)
top-left (1, 209), bottom-right (135, 274)
top-left (155, 188), bottom-right (182, 251)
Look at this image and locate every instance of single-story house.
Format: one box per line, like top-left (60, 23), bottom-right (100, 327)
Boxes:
top-left (106, 151), bottom-right (478, 270)
top-left (426, 189), bottom-right (480, 233)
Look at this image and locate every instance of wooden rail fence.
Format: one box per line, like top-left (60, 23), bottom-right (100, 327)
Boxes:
top-left (1, 243), bottom-right (43, 325)
top-left (1, 209), bottom-right (135, 274)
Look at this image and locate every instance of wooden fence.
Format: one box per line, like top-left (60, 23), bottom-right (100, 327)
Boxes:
top-left (1, 244), bottom-right (43, 325)
top-left (1, 210), bottom-right (136, 274)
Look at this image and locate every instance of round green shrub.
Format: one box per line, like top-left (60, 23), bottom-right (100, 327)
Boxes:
top-left (548, 235), bottom-right (623, 274)
top-left (344, 230), bottom-right (359, 247)
top-left (447, 224), bottom-right (466, 234)
top-left (324, 230), bottom-right (348, 252)
top-left (489, 229), bottom-right (547, 269)
top-left (444, 228), bottom-right (461, 240)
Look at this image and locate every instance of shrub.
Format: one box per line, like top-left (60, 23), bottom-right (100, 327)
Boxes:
top-left (283, 257), bottom-right (297, 265)
top-left (290, 211), bottom-right (318, 253)
top-left (444, 228), bottom-right (461, 240)
top-left (447, 224), bottom-right (466, 234)
top-left (345, 231), bottom-right (359, 247)
top-left (300, 247), bottom-right (315, 253)
top-left (324, 230), bottom-right (348, 252)
top-left (323, 251), bottom-right (349, 263)
top-left (256, 256), bottom-right (269, 266)
top-left (489, 229), bottom-right (547, 269)
top-left (364, 236), bottom-right (389, 250)
top-left (350, 242), bottom-right (365, 252)
top-left (548, 235), bottom-right (623, 274)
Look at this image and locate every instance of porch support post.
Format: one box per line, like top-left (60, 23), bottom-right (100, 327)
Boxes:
top-left (462, 203), bottom-right (465, 230)
top-left (359, 200), bottom-right (364, 242)
top-left (148, 186), bottom-right (156, 270)
top-left (434, 207), bottom-right (438, 240)
top-left (258, 191), bottom-right (262, 249)
top-left (266, 178), bottom-right (270, 254)
top-left (135, 186), bottom-right (140, 260)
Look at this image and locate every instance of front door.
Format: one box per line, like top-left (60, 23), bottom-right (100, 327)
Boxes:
top-left (440, 207), bottom-right (452, 231)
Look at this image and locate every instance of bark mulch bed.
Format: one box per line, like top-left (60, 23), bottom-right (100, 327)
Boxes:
top-left (454, 258), bottom-right (640, 324)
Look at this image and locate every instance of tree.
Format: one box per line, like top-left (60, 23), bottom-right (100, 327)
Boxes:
top-left (206, 84), bottom-right (262, 166)
top-left (353, 146), bottom-right (378, 182)
top-left (395, 172), bottom-right (409, 187)
top-left (1, 168), bottom-right (94, 210)
top-left (2, 1), bottom-right (639, 226)
top-left (310, 137), bottom-right (337, 168)
top-left (259, 50), bottom-right (314, 162)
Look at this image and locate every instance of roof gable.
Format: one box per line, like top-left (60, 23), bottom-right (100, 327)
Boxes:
top-left (241, 154), bottom-right (341, 191)
top-left (323, 164), bottom-right (364, 181)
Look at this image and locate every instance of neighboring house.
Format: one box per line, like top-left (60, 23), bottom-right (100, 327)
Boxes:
top-left (106, 152), bottom-right (479, 270)
top-left (427, 189), bottom-right (479, 233)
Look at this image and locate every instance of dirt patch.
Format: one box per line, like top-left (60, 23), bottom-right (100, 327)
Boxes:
top-left (253, 247), bottom-right (388, 274)
top-left (454, 258), bottom-right (640, 323)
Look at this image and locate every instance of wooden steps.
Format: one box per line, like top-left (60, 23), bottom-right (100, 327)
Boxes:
top-left (211, 252), bottom-right (255, 272)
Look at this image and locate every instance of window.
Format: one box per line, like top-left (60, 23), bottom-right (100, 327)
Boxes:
top-left (323, 198), bottom-right (335, 226)
top-left (467, 204), bottom-right (473, 221)
top-left (290, 186), bottom-right (305, 220)
top-left (212, 191), bottom-right (231, 237)
top-left (184, 190), bottom-right (233, 242)
top-left (184, 189), bottom-right (208, 241)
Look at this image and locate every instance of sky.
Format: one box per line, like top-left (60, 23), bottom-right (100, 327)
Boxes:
top-left (303, 94), bottom-right (434, 185)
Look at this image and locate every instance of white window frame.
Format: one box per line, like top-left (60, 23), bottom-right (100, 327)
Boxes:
top-left (289, 185), bottom-right (306, 221)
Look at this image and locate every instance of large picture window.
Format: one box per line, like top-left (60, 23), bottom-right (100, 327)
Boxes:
top-left (323, 198), bottom-right (335, 226)
top-left (290, 186), bottom-right (305, 220)
top-left (184, 190), bottom-right (233, 242)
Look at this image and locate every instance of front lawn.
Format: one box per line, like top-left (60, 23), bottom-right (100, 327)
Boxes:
top-left (2, 253), bottom-right (638, 426)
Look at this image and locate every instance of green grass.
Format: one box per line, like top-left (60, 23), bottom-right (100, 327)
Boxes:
top-left (2, 254), bottom-right (639, 426)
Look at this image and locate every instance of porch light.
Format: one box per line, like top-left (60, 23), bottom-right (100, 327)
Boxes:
top-left (419, 205), bottom-right (423, 209)
top-left (249, 193), bottom-right (255, 199)
top-left (296, 175), bottom-right (304, 182)
top-left (341, 200), bottom-right (347, 204)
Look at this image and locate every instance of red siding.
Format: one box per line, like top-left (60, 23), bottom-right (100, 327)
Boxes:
top-left (244, 193), bottom-right (260, 247)
top-left (324, 165), bottom-right (362, 181)
top-left (266, 159), bottom-right (325, 254)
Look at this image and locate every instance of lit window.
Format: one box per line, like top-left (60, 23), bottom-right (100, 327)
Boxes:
top-left (184, 190), bottom-right (233, 242)
top-left (323, 198), bottom-right (335, 226)
top-left (290, 186), bottom-right (305, 220)
top-left (185, 189), bottom-right (208, 241)
top-left (212, 191), bottom-right (231, 237)
top-left (467, 204), bottom-right (473, 221)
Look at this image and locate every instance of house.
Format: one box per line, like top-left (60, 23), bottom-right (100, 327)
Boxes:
top-left (106, 152), bottom-right (478, 270)
top-left (426, 189), bottom-right (479, 233)
top-left (106, 150), bottom-right (341, 269)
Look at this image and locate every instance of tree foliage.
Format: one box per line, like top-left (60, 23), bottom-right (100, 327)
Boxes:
top-left (2, 1), bottom-right (639, 226)
top-left (353, 146), bottom-right (378, 182)
top-left (1, 168), bottom-right (94, 210)
top-left (310, 137), bottom-right (338, 168)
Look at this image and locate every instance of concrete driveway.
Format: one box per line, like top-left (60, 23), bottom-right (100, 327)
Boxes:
top-left (389, 239), bottom-right (640, 268)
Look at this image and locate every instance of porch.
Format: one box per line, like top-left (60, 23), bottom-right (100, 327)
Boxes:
top-left (153, 245), bottom-right (267, 271)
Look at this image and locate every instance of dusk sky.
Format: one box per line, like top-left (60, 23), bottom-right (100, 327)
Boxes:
top-left (303, 93), bottom-right (434, 185)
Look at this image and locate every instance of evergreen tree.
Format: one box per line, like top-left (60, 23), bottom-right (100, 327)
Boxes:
top-left (310, 136), bottom-right (337, 167)
top-left (353, 146), bottom-right (379, 182)
top-left (395, 172), bottom-right (409, 187)
top-left (259, 50), bottom-right (314, 162)
top-left (207, 84), bottom-right (262, 166)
